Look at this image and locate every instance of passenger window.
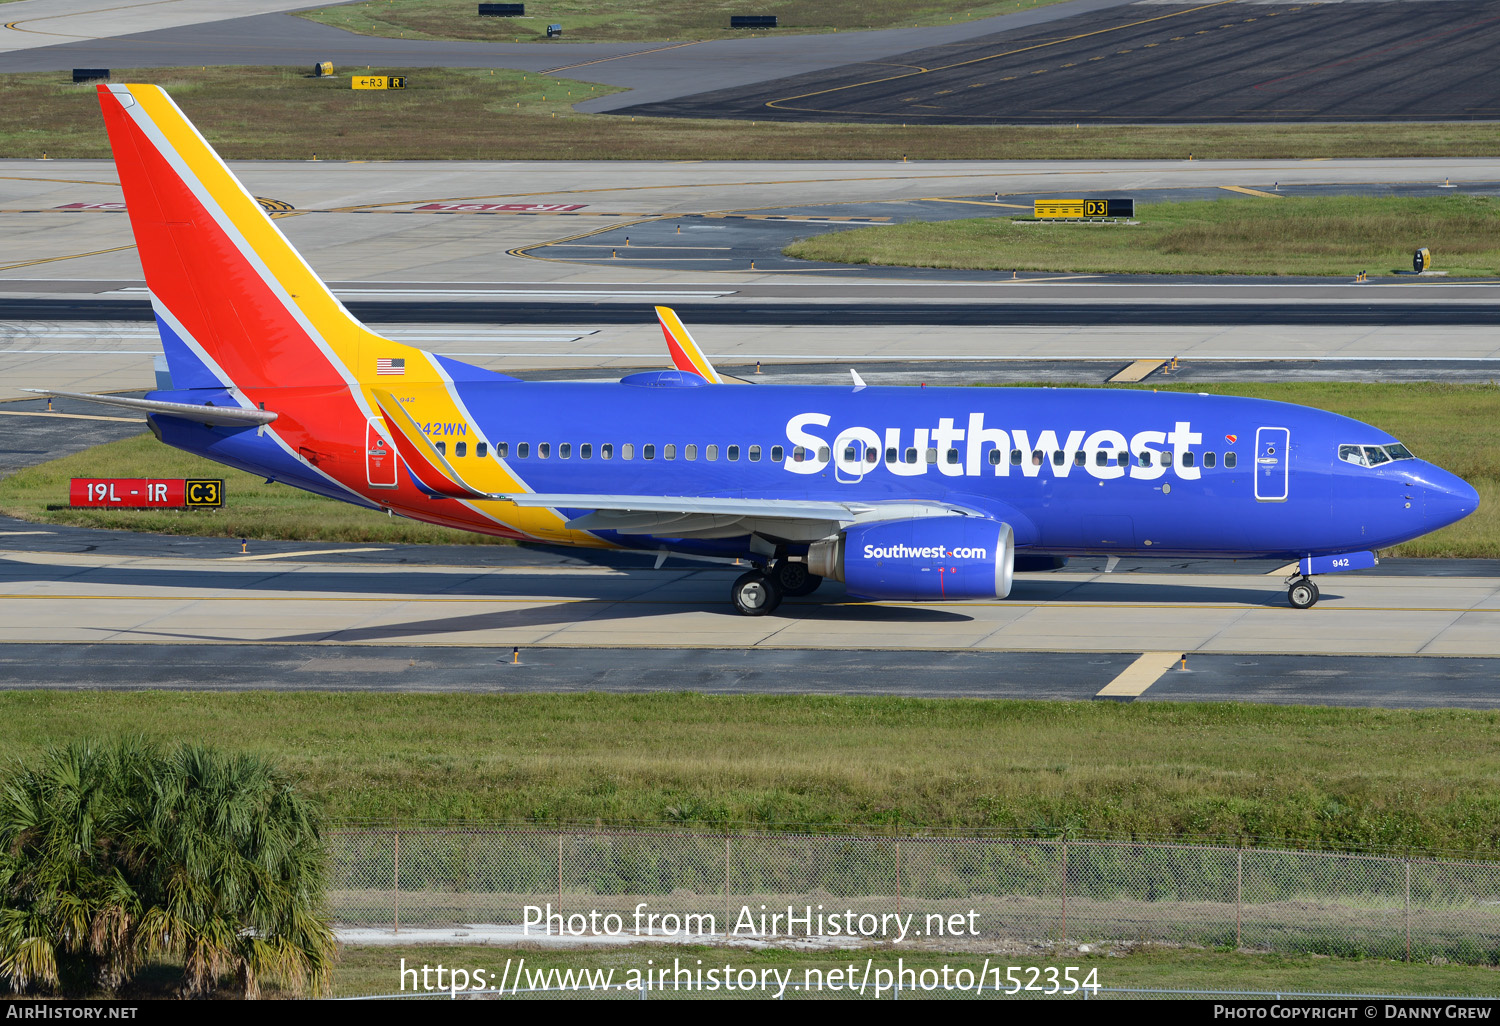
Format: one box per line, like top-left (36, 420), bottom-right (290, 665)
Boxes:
top-left (1161, 450), bottom-right (1173, 467)
top-left (886, 447), bottom-right (898, 464)
top-left (517, 442), bottom-right (529, 459)
top-left (477, 442), bottom-right (488, 459)
top-left (707, 444), bottom-right (718, 461)
top-left (496, 442), bottom-right (507, 458)
top-left (1181, 451), bottom-right (1195, 468)
top-left (1031, 451), bottom-right (1043, 467)
top-left (601, 443), bottom-right (613, 460)
top-left (906, 448), bottom-right (919, 464)
top-left (559, 443), bottom-right (570, 459)
top-left (1364, 445), bottom-right (1392, 467)
top-left (644, 444), bottom-right (656, 460)
top-left (1094, 451), bottom-right (1109, 467)
top-left (1117, 451), bottom-right (1129, 467)
top-left (947, 448), bottom-right (960, 464)
top-left (684, 444), bottom-right (696, 461)
top-left (455, 442), bottom-right (467, 458)
top-left (434, 441), bottom-right (446, 456)
top-left (819, 446), bottom-right (830, 462)
top-left (538, 443), bottom-right (550, 459)
top-left (1204, 451), bottom-right (1216, 468)
top-left (844, 446), bottom-right (857, 463)
top-left (749, 445), bottom-right (761, 462)
top-left (1224, 452), bottom-right (1237, 469)
top-left (792, 446), bottom-right (806, 462)
top-left (1138, 451), bottom-right (1152, 467)
top-left (1051, 450), bottom-right (1064, 467)
top-left (727, 445), bottom-right (739, 461)
top-left (771, 445), bottom-right (784, 462)
top-left (988, 449), bottom-right (1003, 466)
top-left (621, 443), bottom-right (633, 460)
top-left (1010, 450), bottom-right (1022, 466)
top-left (580, 443), bottom-right (591, 459)
top-left (664, 444), bottom-right (676, 460)
top-left (925, 448), bottom-right (938, 464)
top-left (866, 448), bottom-right (878, 465)
top-left (1073, 451), bottom-right (1086, 467)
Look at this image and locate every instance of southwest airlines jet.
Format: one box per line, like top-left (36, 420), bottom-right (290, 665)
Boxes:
top-left (42, 85), bottom-right (1480, 615)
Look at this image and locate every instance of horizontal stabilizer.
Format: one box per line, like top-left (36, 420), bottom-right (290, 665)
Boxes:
top-left (22, 389), bottom-right (276, 426)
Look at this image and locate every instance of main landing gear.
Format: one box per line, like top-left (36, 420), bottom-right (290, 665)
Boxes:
top-left (730, 560), bottom-right (824, 616)
top-left (1286, 575), bottom-right (1321, 610)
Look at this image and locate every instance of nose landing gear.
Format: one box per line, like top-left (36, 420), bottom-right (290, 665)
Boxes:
top-left (1287, 576), bottom-right (1320, 609)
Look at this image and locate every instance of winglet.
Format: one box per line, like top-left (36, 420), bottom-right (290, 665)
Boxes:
top-left (656, 306), bottom-right (723, 384)
top-left (370, 389), bottom-right (486, 499)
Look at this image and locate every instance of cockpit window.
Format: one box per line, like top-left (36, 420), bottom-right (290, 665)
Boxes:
top-left (1341, 442), bottom-right (1416, 467)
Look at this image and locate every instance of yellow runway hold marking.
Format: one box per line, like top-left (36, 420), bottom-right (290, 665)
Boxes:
top-left (6, 594), bottom-right (1497, 616)
top-left (222, 548), bottom-right (392, 562)
top-left (0, 411), bottom-right (143, 423)
top-left (1096, 651), bottom-right (1182, 699)
top-left (921, 197), bottom-right (1033, 210)
top-left (542, 40), bottom-right (701, 74)
top-left (1108, 359), bottom-right (1165, 383)
top-left (0, 176), bottom-right (120, 187)
top-left (1219, 185), bottom-right (1285, 199)
top-left (0, 244), bottom-right (137, 271)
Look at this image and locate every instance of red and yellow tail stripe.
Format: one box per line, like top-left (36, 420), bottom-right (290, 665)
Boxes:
top-left (656, 306), bottom-right (724, 384)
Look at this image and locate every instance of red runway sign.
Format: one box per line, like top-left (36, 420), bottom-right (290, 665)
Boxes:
top-left (415, 202), bottom-right (586, 212)
top-left (70, 478), bottom-right (223, 508)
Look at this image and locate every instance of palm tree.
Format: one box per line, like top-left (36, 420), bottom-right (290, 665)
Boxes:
top-left (0, 740), bottom-right (335, 998)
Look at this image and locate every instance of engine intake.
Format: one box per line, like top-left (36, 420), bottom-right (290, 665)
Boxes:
top-left (808, 517), bottom-right (1015, 601)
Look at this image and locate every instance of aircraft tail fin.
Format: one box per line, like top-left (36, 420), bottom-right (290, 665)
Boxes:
top-left (656, 305), bottom-right (725, 383)
top-left (97, 83), bottom-right (395, 392)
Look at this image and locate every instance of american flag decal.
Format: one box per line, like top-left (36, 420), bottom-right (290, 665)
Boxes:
top-left (377, 358), bottom-right (405, 376)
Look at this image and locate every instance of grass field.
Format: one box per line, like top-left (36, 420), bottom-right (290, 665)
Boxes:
top-left (328, 944), bottom-right (1500, 997)
top-left (3, 66), bottom-right (1499, 160)
top-left (298, 0), bottom-right (1065, 43)
top-left (1, 382), bottom-right (1491, 555)
top-left (4, 692), bottom-right (1500, 853)
top-left (785, 196), bottom-right (1500, 278)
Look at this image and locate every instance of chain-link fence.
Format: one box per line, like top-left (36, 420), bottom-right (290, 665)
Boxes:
top-left (328, 828), bottom-right (1500, 964)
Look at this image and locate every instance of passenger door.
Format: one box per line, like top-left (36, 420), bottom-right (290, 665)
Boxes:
top-left (1254, 427), bottom-right (1289, 502)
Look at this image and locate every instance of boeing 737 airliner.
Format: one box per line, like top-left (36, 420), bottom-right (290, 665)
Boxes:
top-left (41, 84), bottom-right (1480, 615)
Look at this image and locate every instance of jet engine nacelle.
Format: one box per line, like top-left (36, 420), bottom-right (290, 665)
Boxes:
top-left (807, 517), bottom-right (1015, 601)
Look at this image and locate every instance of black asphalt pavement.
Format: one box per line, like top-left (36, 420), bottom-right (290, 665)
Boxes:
top-left (3, 643), bottom-right (1498, 708)
top-left (620, 0), bottom-right (1500, 124)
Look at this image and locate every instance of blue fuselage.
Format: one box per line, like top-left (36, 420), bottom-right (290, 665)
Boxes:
top-left (154, 379), bottom-right (1479, 563)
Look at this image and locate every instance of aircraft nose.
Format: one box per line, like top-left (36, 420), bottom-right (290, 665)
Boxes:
top-left (1423, 466), bottom-right (1480, 529)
